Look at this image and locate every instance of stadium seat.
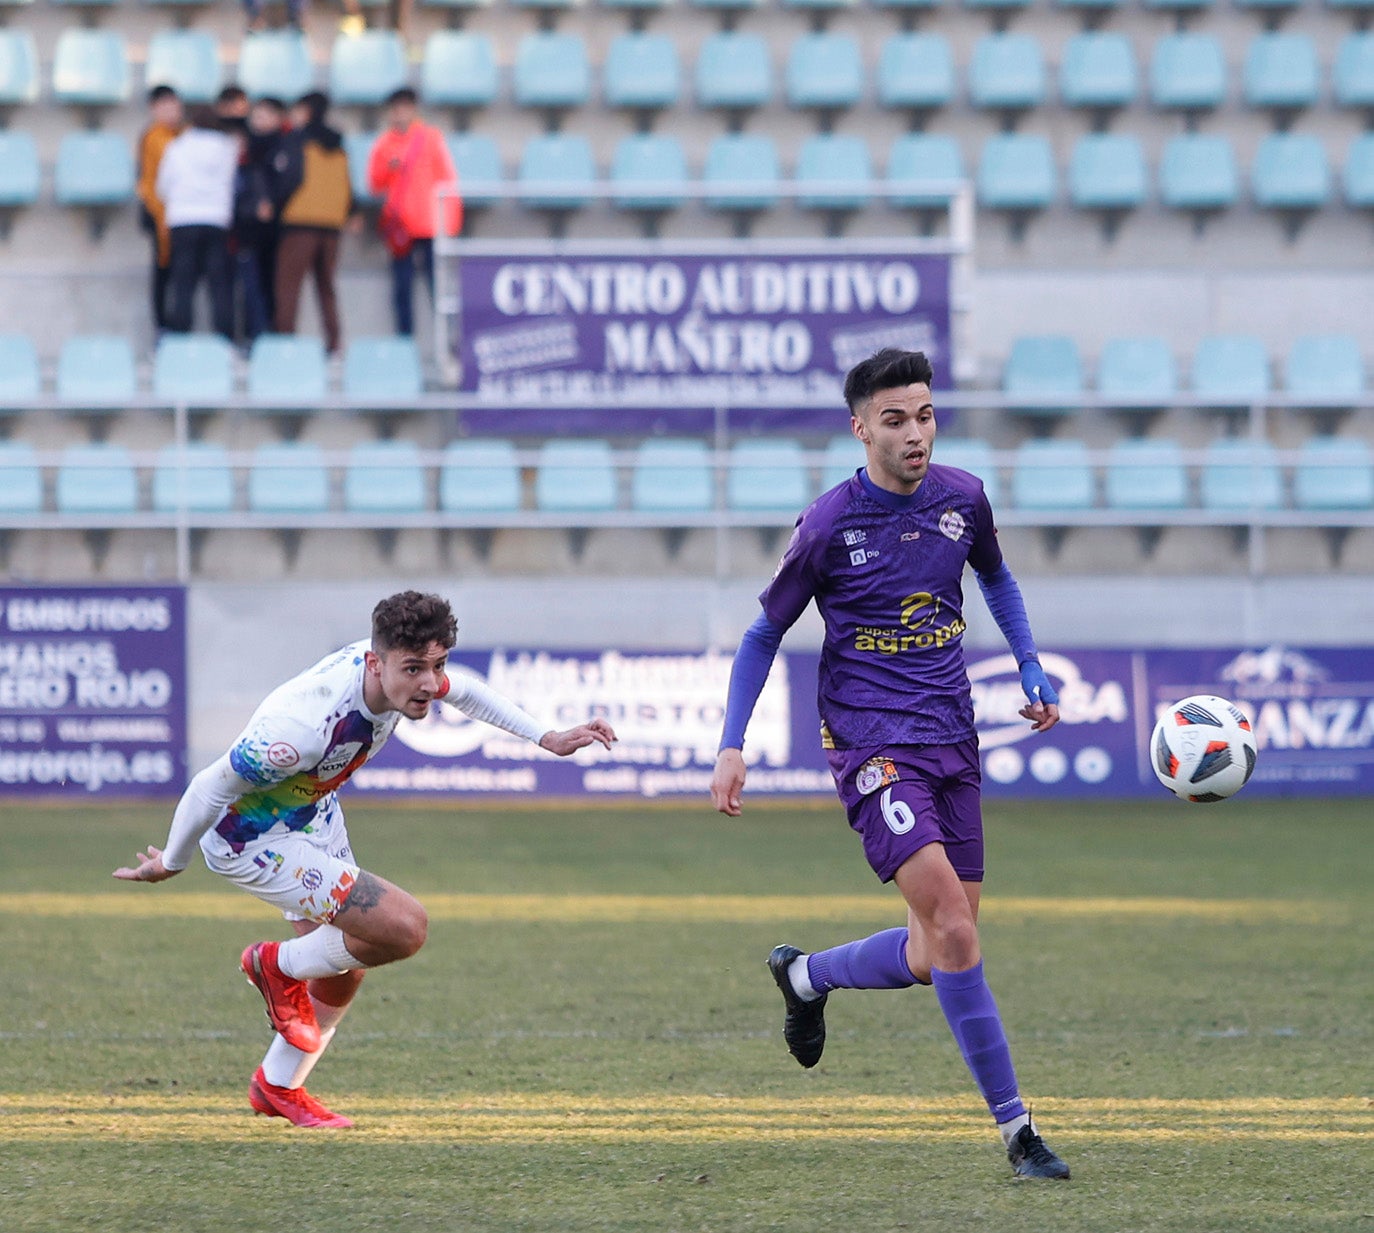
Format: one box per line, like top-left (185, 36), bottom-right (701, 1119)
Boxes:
top-left (247, 334), bottom-right (328, 409)
top-left (1103, 439), bottom-right (1189, 510)
top-left (1328, 0), bottom-right (1374, 18)
top-left (514, 33), bottom-right (591, 112)
top-left (344, 441), bottom-right (427, 514)
top-left (151, 442), bottom-right (235, 514)
top-left (152, 334), bottom-right (235, 405)
top-left (330, 32), bottom-right (407, 107)
top-left (931, 439), bottom-right (1000, 505)
top-left (786, 33), bottom-right (863, 113)
top-left (54, 132), bottom-right (134, 206)
top-left (52, 30), bottom-right (130, 107)
top-left (1056, 0), bottom-right (1127, 19)
top-left (517, 134), bottom-right (596, 210)
top-left (781, 0), bottom-right (859, 13)
top-left (1251, 133), bottom-right (1331, 212)
top-left (1059, 33), bottom-right (1138, 115)
top-left (0, 334), bottom-right (39, 408)
top-left (1150, 34), bottom-right (1227, 113)
top-left (439, 439), bottom-right (521, 514)
top-left (876, 34), bottom-right (955, 115)
top-left (1199, 439), bottom-right (1283, 511)
top-left (55, 444), bottom-right (138, 514)
top-left (726, 440), bottom-right (810, 514)
top-left (696, 33), bottom-right (772, 112)
top-left (1243, 34), bottom-right (1319, 117)
top-left (601, 0), bottom-right (672, 13)
top-left (1097, 336), bottom-right (1179, 404)
top-left (1068, 133), bottom-right (1148, 211)
top-left (886, 134), bottom-right (965, 210)
top-left (535, 440), bottom-right (618, 512)
top-left (977, 134), bottom-right (1056, 213)
top-left (1010, 441), bottom-right (1095, 511)
top-left (445, 133), bottom-right (503, 208)
top-left (795, 134), bottom-right (873, 212)
top-left (0, 131), bottom-right (40, 208)
top-left (1293, 438), bottom-right (1374, 510)
top-left (1285, 335), bottom-right (1365, 402)
top-left (631, 439), bottom-right (714, 513)
top-left (1191, 335), bottom-right (1271, 403)
top-left (703, 133), bottom-right (781, 212)
top-left (145, 30), bottom-right (222, 105)
top-left (0, 442), bottom-right (43, 514)
top-left (1345, 134), bottom-right (1374, 207)
top-left (248, 443), bottom-right (330, 514)
top-left (1233, 0), bottom-right (1300, 21)
top-left (690, 0), bottom-right (765, 13)
top-left (238, 33), bottom-right (314, 102)
top-left (1159, 134), bottom-right (1239, 212)
top-left (1003, 335), bottom-right (1085, 412)
top-left (420, 32), bottom-right (498, 110)
top-left (871, 0), bottom-right (943, 19)
top-left (820, 434), bottom-right (863, 491)
top-left (1143, 0), bottom-right (1213, 12)
top-left (1334, 33), bottom-right (1374, 112)
top-left (968, 33), bottom-right (1047, 114)
top-left (0, 30), bottom-right (39, 105)
top-left (344, 132), bottom-right (380, 206)
top-left (964, 0), bottom-right (1035, 19)
top-left (343, 336), bottom-right (424, 401)
top-left (509, 0), bottom-right (581, 12)
top-left (603, 33), bottom-right (681, 112)
top-left (56, 336), bottom-right (136, 408)
top-left (610, 134), bottom-right (688, 212)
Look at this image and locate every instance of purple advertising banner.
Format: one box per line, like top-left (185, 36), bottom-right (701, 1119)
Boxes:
top-left (354, 644), bottom-right (1374, 800)
top-left (454, 243), bottom-right (954, 402)
top-left (0, 586), bottom-right (187, 797)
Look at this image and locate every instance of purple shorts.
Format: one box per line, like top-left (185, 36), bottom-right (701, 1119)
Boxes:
top-left (827, 739), bottom-right (984, 884)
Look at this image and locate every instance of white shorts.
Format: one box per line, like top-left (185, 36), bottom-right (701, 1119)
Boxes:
top-left (200, 796), bottom-right (362, 924)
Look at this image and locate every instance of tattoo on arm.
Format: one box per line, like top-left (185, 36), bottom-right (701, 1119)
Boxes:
top-left (343, 870), bottom-right (386, 914)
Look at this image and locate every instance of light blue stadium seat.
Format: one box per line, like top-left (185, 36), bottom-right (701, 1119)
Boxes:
top-left (786, 33), bottom-right (863, 112)
top-left (965, 0), bottom-right (1034, 16)
top-left (420, 32), bottom-right (498, 109)
top-left (536, 440), bottom-right (618, 512)
top-left (1003, 335), bottom-right (1085, 412)
top-left (247, 334), bottom-right (328, 409)
top-left (796, 134), bottom-right (872, 212)
top-left (696, 32), bottom-right (772, 111)
top-left (56, 336), bottom-right (136, 408)
top-left (969, 33), bottom-right (1047, 113)
top-left (1104, 439), bottom-right (1188, 510)
top-left (344, 132), bottom-right (379, 206)
top-left (0, 334), bottom-right (39, 409)
top-left (1011, 441), bottom-right (1095, 511)
top-left (238, 33), bottom-right (314, 101)
top-left (446, 133), bottom-right (503, 208)
top-left (601, 0), bottom-right (672, 11)
top-left (877, 34), bottom-right (955, 114)
top-left (1144, 0), bottom-right (1213, 11)
top-left (330, 32), bottom-right (407, 107)
top-left (0, 131), bottom-right (40, 207)
top-left (439, 439), bottom-right (521, 514)
top-left (631, 439), bottom-right (714, 513)
top-left (727, 440), bottom-right (810, 513)
top-left (977, 134), bottom-right (1056, 212)
top-left (1150, 34), bottom-right (1226, 113)
top-left (1159, 134), bottom-right (1239, 212)
top-left (1285, 335), bottom-right (1365, 401)
top-left (54, 132), bottom-right (134, 206)
top-left (52, 30), bottom-right (130, 107)
top-left (1345, 134), bottom-right (1374, 207)
top-left (0, 30), bottom-right (39, 105)
top-left (1192, 335), bottom-right (1271, 403)
top-left (1252, 133), bottom-right (1331, 210)
top-left (514, 33), bottom-right (590, 111)
top-left (152, 334), bottom-right (235, 405)
top-left (871, 0), bottom-right (943, 14)
top-left (1244, 34), bottom-right (1319, 115)
top-left (1234, 0), bottom-right (1299, 17)
top-left (152, 443), bottom-right (235, 514)
top-left (932, 439), bottom-right (1000, 505)
top-left (0, 442), bottom-right (42, 514)
top-left (703, 133), bottom-right (780, 212)
top-left (886, 133), bottom-right (965, 209)
top-left (690, 0), bottom-right (764, 12)
top-left (1069, 134), bottom-right (1148, 210)
top-left (782, 0), bottom-right (859, 12)
top-left (604, 33), bottom-right (680, 112)
top-left (1328, 0), bottom-right (1374, 16)
top-left (248, 443), bottom-right (330, 514)
top-left (1097, 336), bottom-right (1179, 404)
top-left (820, 434), bottom-right (863, 491)
top-left (55, 444), bottom-right (138, 514)
top-left (610, 134), bottom-right (688, 212)
top-left (145, 30), bottom-right (222, 104)
top-left (1056, 0), bottom-right (1127, 16)
top-left (1060, 33), bottom-right (1138, 113)
top-left (344, 440), bottom-right (426, 513)
top-left (1334, 33), bottom-right (1374, 111)
top-left (343, 336), bottom-right (424, 401)
top-left (517, 134), bottom-right (596, 210)
top-left (1199, 439), bottom-right (1283, 511)
top-left (1293, 438), bottom-right (1374, 510)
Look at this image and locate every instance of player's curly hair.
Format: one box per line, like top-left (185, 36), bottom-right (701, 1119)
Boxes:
top-left (843, 349), bottom-right (935, 413)
top-left (371, 591), bottom-right (458, 653)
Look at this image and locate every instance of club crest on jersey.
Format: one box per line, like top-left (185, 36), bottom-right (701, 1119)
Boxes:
top-left (856, 757), bottom-right (900, 796)
top-left (938, 509), bottom-right (966, 542)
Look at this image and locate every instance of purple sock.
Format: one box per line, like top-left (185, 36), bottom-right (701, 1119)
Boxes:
top-left (806, 928), bottom-right (923, 993)
top-left (930, 961), bottom-right (1027, 1125)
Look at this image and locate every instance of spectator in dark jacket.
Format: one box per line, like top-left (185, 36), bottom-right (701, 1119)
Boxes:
top-left (234, 96), bottom-right (287, 343)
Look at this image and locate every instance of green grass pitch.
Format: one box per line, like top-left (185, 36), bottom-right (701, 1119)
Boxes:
top-left (0, 796), bottom-right (1370, 1233)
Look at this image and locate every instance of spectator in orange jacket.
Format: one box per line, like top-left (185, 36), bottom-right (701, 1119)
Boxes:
top-left (136, 84), bottom-right (184, 333)
top-left (367, 88), bottom-right (461, 337)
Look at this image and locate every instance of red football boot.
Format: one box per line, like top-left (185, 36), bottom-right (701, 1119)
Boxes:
top-left (248, 1067), bottom-right (354, 1129)
top-left (240, 941), bottom-right (321, 1052)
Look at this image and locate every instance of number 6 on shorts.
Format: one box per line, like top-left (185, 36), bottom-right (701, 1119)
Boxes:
top-left (880, 786), bottom-right (916, 835)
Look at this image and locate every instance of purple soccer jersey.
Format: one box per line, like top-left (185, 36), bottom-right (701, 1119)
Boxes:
top-left (759, 464), bottom-right (1003, 750)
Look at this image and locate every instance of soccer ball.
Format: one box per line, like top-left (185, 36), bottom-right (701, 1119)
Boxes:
top-left (1150, 694), bottom-right (1258, 803)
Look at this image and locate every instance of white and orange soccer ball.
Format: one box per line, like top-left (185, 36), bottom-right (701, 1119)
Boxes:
top-left (1150, 694), bottom-right (1258, 802)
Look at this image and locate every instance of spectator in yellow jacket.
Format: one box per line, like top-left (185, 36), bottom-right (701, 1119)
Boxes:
top-left (136, 85), bottom-right (184, 333)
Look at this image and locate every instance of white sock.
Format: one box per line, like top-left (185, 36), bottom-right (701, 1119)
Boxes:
top-left (262, 997), bottom-right (351, 1089)
top-left (999, 1112), bottom-right (1031, 1147)
top-left (787, 954), bottom-right (821, 1002)
top-left (276, 925), bottom-right (365, 980)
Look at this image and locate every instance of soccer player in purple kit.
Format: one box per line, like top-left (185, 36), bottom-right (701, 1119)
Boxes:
top-left (710, 348), bottom-right (1071, 1180)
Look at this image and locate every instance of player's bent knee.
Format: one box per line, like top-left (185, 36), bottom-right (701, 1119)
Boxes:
top-left (397, 900), bottom-right (428, 958)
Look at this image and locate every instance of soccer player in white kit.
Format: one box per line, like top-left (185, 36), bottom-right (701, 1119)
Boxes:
top-left (114, 591), bottom-right (616, 1128)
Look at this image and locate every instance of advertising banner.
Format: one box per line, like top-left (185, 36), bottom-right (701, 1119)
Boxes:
top-left (453, 243), bottom-right (954, 402)
top-left (0, 587), bottom-right (187, 797)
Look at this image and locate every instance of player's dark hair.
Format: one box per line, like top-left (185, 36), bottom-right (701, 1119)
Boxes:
top-left (843, 349), bottom-right (935, 413)
top-left (148, 84), bottom-right (179, 105)
top-left (371, 591), bottom-right (458, 654)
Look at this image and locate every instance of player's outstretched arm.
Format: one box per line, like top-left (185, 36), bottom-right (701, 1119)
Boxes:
top-left (711, 748), bottom-right (747, 817)
top-left (112, 845), bottom-right (179, 883)
top-left (538, 719), bottom-right (617, 757)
